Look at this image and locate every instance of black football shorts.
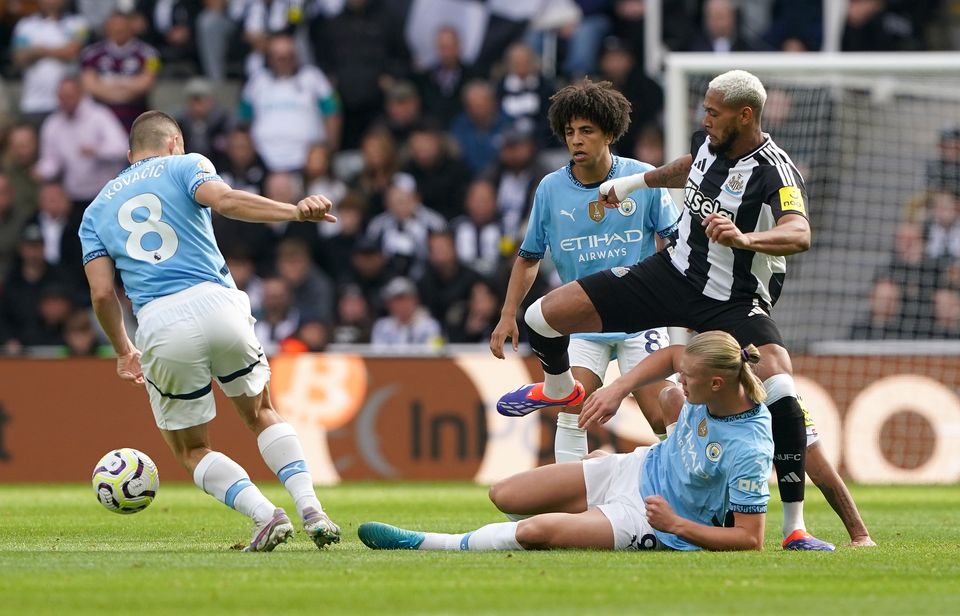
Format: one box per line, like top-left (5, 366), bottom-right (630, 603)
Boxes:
top-left (576, 252), bottom-right (786, 348)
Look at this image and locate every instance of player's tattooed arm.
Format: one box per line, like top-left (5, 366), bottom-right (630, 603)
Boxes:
top-left (645, 154), bottom-right (693, 189)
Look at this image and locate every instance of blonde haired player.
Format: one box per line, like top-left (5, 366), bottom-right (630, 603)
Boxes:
top-left (359, 331), bottom-right (773, 553)
top-left (80, 111), bottom-right (340, 552)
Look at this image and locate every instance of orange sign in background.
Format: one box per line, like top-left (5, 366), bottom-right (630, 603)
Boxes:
top-left (1, 353), bottom-right (958, 484)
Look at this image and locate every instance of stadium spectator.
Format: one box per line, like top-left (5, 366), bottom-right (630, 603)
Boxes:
top-left (348, 236), bottom-right (393, 317)
top-left (495, 42), bottom-right (554, 148)
top-left (364, 172), bottom-right (446, 279)
top-left (849, 279), bottom-right (908, 340)
top-left (370, 276), bottom-right (442, 349)
top-left (10, 0), bottom-right (88, 125)
top-left (632, 124), bottom-right (665, 167)
top-left (349, 126), bottom-right (400, 219)
top-left (415, 25), bottom-right (474, 128)
top-left (401, 122), bottom-right (472, 221)
top-left (451, 80), bottom-right (510, 174)
top-left (447, 279), bottom-right (500, 344)
top-left (303, 143), bottom-right (347, 215)
top-left (451, 179), bottom-right (508, 278)
top-left (763, 0), bottom-right (822, 51)
top-left (921, 189), bottom-right (960, 262)
top-left (2, 124), bottom-right (40, 219)
top-left (331, 283), bottom-right (373, 344)
top-left (842, 0), bottom-right (921, 51)
top-left (61, 308), bottom-right (110, 356)
top-left (195, 0), bottom-right (236, 82)
top-left (689, 0), bottom-right (768, 53)
top-left (930, 288), bottom-right (960, 338)
top-left (316, 0), bottom-right (411, 150)
top-left (146, 0), bottom-right (200, 72)
top-left (482, 123), bottom-right (546, 238)
top-left (216, 127), bottom-right (266, 194)
top-left (238, 0), bottom-right (312, 76)
top-left (0, 223), bottom-right (71, 355)
top-left (0, 174), bottom-right (29, 282)
top-left (239, 33), bottom-right (341, 172)
top-left (28, 181), bottom-right (82, 279)
top-left (35, 76), bottom-right (128, 206)
top-left (172, 77), bottom-right (230, 165)
top-left (926, 126), bottom-right (960, 196)
top-left (223, 246), bottom-right (264, 314)
top-left (255, 275), bottom-right (313, 357)
top-left (274, 236), bottom-right (335, 325)
top-left (417, 229), bottom-right (483, 332)
top-left (22, 281), bottom-right (74, 347)
top-left (79, 10), bottom-right (160, 132)
top-left (319, 192), bottom-right (367, 283)
top-left (596, 37), bottom-right (663, 155)
top-left (376, 80), bottom-right (424, 147)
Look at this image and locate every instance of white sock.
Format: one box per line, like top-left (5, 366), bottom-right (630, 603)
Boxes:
top-left (543, 371), bottom-right (576, 399)
top-left (257, 422), bottom-right (323, 519)
top-left (555, 412), bottom-right (587, 462)
top-left (783, 501), bottom-right (806, 537)
top-left (419, 522), bottom-right (522, 551)
top-left (193, 451), bottom-right (275, 524)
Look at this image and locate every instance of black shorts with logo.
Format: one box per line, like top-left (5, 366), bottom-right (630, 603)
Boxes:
top-left (576, 252), bottom-right (786, 348)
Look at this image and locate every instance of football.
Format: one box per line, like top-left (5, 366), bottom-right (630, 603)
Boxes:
top-left (91, 448), bottom-right (159, 514)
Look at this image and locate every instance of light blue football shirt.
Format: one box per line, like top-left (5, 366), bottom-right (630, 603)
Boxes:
top-left (519, 156), bottom-right (679, 343)
top-left (79, 154), bottom-right (234, 313)
top-left (640, 401), bottom-right (774, 551)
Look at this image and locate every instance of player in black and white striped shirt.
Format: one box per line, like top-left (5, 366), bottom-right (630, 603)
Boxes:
top-left (497, 70), bottom-right (874, 550)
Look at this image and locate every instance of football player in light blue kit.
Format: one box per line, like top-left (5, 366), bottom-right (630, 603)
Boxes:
top-left (358, 331), bottom-right (772, 552)
top-left (80, 111), bottom-right (340, 552)
top-left (490, 79), bottom-right (679, 460)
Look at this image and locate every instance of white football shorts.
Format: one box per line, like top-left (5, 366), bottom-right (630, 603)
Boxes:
top-left (135, 282), bottom-right (270, 431)
top-left (569, 327), bottom-right (673, 383)
top-left (582, 447), bottom-right (662, 550)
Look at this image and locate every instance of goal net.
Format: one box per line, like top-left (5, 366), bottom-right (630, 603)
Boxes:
top-left (664, 53), bottom-right (960, 482)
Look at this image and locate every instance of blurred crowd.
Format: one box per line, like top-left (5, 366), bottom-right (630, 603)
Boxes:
top-left (0, 0), bottom-right (957, 356)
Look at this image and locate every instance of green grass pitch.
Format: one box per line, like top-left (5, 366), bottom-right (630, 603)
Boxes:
top-left (1, 482), bottom-right (958, 615)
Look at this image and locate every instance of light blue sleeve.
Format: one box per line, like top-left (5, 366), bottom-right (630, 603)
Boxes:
top-left (79, 211), bottom-right (108, 266)
top-left (652, 187), bottom-right (680, 238)
top-left (518, 179), bottom-right (549, 260)
top-left (175, 154), bottom-right (224, 200)
top-left (726, 442), bottom-right (772, 513)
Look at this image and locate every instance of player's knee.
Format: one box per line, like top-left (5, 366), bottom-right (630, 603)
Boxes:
top-left (755, 344), bottom-right (792, 380)
top-left (658, 385), bottom-right (685, 425)
top-left (524, 297), bottom-right (563, 338)
top-left (489, 479), bottom-right (520, 513)
top-left (515, 518), bottom-right (553, 549)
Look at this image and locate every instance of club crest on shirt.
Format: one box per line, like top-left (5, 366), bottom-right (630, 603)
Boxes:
top-left (588, 200), bottom-right (606, 223)
top-left (706, 442), bottom-right (723, 462)
top-left (723, 173), bottom-right (745, 196)
top-left (697, 418), bottom-right (708, 437)
top-left (617, 197), bottom-right (637, 217)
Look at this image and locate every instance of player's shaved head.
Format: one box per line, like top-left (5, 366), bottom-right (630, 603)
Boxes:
top-left (129, 111), bottom-right (183, 155)
top-left (708, 70), bottom-right (767, 116)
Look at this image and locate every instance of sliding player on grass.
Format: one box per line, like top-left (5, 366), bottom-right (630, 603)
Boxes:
top-left (80, 111), bottom-right (340, 552)
top-left (359, 331), bottom-right (771, 552)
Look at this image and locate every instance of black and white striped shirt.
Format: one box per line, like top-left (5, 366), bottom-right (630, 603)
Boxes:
top-left (669, 130), bottom-right (809, 307)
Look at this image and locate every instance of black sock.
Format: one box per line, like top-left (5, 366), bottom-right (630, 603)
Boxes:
top-left (768, 396), bottom-right (806, 503)
top-left (526, 327), bottom-right (570, 375)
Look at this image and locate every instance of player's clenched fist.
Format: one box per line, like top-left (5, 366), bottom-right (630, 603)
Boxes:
top-left (644, 495), bottom-right (679, 533)
top-left (296, 194), bottom-right (337, 222)
top-left (702, 212), bottom-right (751, 249)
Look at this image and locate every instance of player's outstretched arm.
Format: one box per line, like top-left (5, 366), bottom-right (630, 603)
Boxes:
top-left (598, 154), bottom-right (694, 205)
top-left (703, 212), bottom-right (810, 256)
top-left (84, 257), bottom-right (143, 386)
top-left (490, 256), bottom-right (541, 359)
top-left (195, 180), bottom-right (337, 224)
top-left (645, 497), bottom-right (765, 551)
top-left (579, 345), bottom-right (683, 429)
